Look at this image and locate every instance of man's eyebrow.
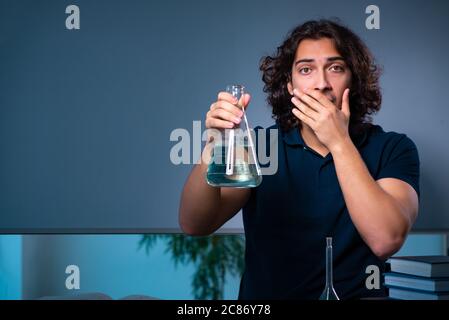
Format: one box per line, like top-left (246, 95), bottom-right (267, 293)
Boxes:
top-left (327, 56), bottom-right (345, 62)
top-left (294, 56), bottom-right (345, 65)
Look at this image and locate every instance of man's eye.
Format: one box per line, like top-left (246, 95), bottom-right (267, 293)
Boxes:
top-left (299, 67), bottom-right (311, 74)
top-left (330, 65), bottom-right (344, 72)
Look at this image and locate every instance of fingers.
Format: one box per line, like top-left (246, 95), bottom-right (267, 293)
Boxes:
top-left (217, 92), bottom-right (238, 104)
top-left (292, 89), bottom-right (325, 112)
top-left (300, 88), bottom-right (335, 109)
top-left (239, 93), bottom-right (251, 109)
top-left (207, 108), bottom-right (242, 125)
top-left (206, 91), bottom-right (251, 129)
top-left (291, 96), bottom-right (319, 121)
top-left (292, 107), bottom-right (315, 129)
top-left (205, 117), bottom-right (235, 129)
top-left (210, 100), bottom-right (243, 118)
top-left (217, 92), bottom-right (251, 110)
top-left (341, 88), bottom-right (351, 117)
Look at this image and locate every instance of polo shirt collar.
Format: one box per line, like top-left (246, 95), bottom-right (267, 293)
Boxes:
top-left (282, 126), bottom-right (305, 146)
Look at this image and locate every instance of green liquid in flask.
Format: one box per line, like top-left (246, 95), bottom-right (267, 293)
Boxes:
top-left (206, 145), bottom-right (262, 188)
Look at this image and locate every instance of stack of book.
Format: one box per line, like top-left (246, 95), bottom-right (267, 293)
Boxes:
top-left (385, 256), bottom-right (449, 300)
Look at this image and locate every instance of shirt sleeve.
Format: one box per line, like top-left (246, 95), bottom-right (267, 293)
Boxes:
top-left (376, 134), bottom-right (420, 198)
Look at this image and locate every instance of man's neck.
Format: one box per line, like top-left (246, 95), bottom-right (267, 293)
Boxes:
top-left (300, 125), bottom-right (329, 157)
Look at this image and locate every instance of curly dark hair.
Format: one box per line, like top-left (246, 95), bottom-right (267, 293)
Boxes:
top-left (260, 19), bottom-right (382, 136)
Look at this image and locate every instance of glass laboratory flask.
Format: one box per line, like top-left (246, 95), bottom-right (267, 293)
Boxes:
top-left (319, 237), bottom-right (340, 300)
top-left (206, 85), bottom-right (262, 188)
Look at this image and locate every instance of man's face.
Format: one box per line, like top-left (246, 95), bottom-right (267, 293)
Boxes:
top-left (287, 37), bottom-right (352, 110)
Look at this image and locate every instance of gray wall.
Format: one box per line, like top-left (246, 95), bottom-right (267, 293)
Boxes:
top-left (1, 0), bottom-right (448, 232)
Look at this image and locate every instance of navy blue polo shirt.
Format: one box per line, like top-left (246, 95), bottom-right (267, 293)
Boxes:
top-left (239, 123), bottom-right (420, 300)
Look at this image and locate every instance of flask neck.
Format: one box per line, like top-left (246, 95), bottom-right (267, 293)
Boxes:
top-left (325, 244), bottom-right (334, 288)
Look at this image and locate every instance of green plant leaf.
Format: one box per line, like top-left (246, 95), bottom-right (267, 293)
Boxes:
top-left (139, 234), bottom-right (244, 299)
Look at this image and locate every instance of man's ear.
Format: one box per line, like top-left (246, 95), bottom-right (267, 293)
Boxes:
top-left (287, 82), bottom-right (293, 96)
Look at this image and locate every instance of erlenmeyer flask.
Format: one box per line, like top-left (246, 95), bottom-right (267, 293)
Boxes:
top-left (319, 237), bottom-right (340, 300)
top-left (206, 85), bottom-right (262, 188)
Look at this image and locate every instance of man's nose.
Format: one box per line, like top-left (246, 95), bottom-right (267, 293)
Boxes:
top-left (314, 69), bottom-right (331, 91)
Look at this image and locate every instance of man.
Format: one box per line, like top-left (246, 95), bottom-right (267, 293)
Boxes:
top-left (179, 19), bottom-right (420, 299)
